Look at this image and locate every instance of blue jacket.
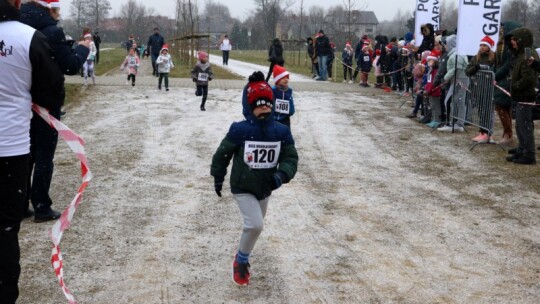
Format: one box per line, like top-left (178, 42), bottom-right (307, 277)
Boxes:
top-left (20, 3), bottom-right (89, 76)
top-left (271, 86), bottom-right (295, 122)
top-left (211, 85), bottom-right (298, 200)
top-left (342, 48), bottom-right (353, 66)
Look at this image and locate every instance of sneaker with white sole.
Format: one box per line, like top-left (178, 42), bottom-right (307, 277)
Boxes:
top-left (232, 256), bottom-right (250, 286)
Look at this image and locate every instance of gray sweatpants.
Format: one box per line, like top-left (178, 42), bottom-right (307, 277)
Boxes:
top-left (233, 193), bottom-right (269, 254)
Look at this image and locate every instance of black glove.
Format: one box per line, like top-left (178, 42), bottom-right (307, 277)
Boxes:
top-left (214, 176), bottom-right (224, 197)
top-left (248, 71), bottom-right (265, 83)
top-left (271, 172), bottom-right (287, 191)
top-left (192, 78), bottom-right (197, 82)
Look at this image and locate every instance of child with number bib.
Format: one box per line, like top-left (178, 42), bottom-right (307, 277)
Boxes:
top-left (120, 48), bottom-right (140, 86)
top-left (83, 33), bottom-right (97, 86)
top-left (191, 51), bottom-right (213, 111)
top-left (211, 71), bottom-right (298, 287)
top-left (271, 65), bottom-right (295, 129)
top-left (156, 44), bottom-right (174, 91)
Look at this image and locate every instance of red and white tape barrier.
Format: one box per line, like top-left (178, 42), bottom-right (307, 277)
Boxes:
top-left (32, 104), bottom-right (93, 304)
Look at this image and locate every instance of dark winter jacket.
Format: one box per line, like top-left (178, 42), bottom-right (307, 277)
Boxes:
top-left (191, 61), bottom-right (213, 86)
top-left (417, 23), bottom-right (435, 56)
top-left (465, 50), bottom-right (495, 77)
top-left (433, 48), bottom-right (449, 89)
top-left (315, 34), bottom-right (332, 56)
top-left (493, 21), bottom-right (522, 107)
top-left (147, 33), bottom-right (165, 55)
top-left (358, 50), bottom-right (373, 73)
top-left (0, 0), bottom-right (64, 112)
top-left (272, 86), bottom-right (295, 123)
top-left (268, 39), bottom-right (284, 65)
top-left (342, 47), bottom-right (353, 66)
top-left (508, 27), bottom-right (538, 100)
top-left (212, 85), bottom-right (298, 200)
top-left (20, 2), bottom-right (89, 76)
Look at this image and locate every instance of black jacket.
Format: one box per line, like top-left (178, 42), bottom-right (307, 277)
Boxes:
top-left (268, 39), bottom-right (284, 65)
top-left (20, 2), bottom-right (89, 76)
top-left (147, 33), bottom-right (165, 55)
top-left (315, 34), bottom-right (332, 56)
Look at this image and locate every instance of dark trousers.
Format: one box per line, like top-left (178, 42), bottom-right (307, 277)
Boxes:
top-left (26, 110), bottom-right (59, 214)
top-left (266, 62), bottom-right (282, 82)
top-left (343, 65), bottom-right (353, 81)
top-left (196, 85), bottom-right (208, 107)
top-left (128, 73), bottom-right (136, 84)
top-left (158, 73), bottom-right (169, 89)
top-left (222, 51), bottom-right (230, 65)
top-left (95, 47), bottom-right (100, 64)
top-left (151, 53), bottom-right (159, 76)
top-left (1, 154), bottom-right (29, 304)
top-left (515, 101), bottom-right (536, 159)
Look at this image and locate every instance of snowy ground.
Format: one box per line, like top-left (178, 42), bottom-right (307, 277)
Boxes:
top-left (18, 58), bottom-right (539, 304)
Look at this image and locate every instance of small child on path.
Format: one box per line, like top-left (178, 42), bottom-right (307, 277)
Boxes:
top-left (211, 71), bottom-right (298, 286)
top-left (271, 65), bottom-right (295, 129)
top-left (120, 48), bottom-right (140, 87)
top-left (83, 33), bottom-right (97, 86)
top-left (156, 44), bottom-right (174, 91)
top-left (191, 51), bottom-right (213, 111)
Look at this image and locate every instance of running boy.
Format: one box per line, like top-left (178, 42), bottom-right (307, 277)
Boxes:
top-left (271, 65), bottom-right (295, 129)
top-left (191, 51), bottom-right (213, 111)
top-left (156, 44), bottom-right (174, 91)
top-left (210, 71), bottom-right (298, 286)
top-left (120, 47), bottom-right (140, 87)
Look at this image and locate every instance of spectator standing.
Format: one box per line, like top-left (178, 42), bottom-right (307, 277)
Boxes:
top-left (265, 38), bottom-right (284, 82)
top-left (342, 41), bottom-right (354, 83)
top-left (147, 27), bottom-right (165, 77)
top-left (505, 28), bottom-right (538, 165)
top-left (126, 34), bottom-right (135, 53)
top-left (1, 0), bottom-right (64, 301)
top-left (93, 31), bottom-right (101, 64)
top-left (220, 34), bottom-right (232, 65)
top-left (307, 36), bottom-right (319, 78)
top-left (20, 0), bottom-right (90, 222)
top-left (315, 29), bottom-right (332, 81)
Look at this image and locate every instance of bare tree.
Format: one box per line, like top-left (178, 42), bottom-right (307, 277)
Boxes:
top-left (69, 0), bottom-right (89, 35)
top-left (119, 0), bottom-right (156, 42)
top-left (502, 0), bottom-right (529, 27)
top-left (87, 0), bottom-right (112, 31)
top-left (343, 0), bottom-right (357, 42)
top-left (253, 0), bottom-right (285, 41)
top-left (440, 0), bottom-right (458, 33)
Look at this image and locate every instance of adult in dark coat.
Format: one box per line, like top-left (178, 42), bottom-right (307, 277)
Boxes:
top-left (93, 31), bottom-right (101, 64)
top-left (265, 38), bottom-right (284, 82)
top-left (416, 23), bottom-right (435, 58)
top-left (1, 0), bottom-right (64, 301)
top-left (147, 27), bottom-right (165, 76)
top-left (315, 29), bottom-right (332, 81)
top-left (20, 0), bottom-right (89, 222)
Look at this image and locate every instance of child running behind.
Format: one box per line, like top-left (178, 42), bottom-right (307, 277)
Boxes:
top-left (211, 71), bottom-right (298, 287)
top-left (191, 51), bottom-right (213, 111)
top-left (156, 44), bottom-right (174, 91)
top-left (271, 65), bottom-right (295, 129)
top-left (120, 48), bottom-right (140, 87)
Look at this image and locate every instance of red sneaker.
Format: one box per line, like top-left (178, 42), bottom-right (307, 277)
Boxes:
top-left (232, 257), bottom-right (250, 286)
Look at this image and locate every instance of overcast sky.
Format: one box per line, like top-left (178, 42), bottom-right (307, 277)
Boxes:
top-left (59, 0), bottom-right (418, 22)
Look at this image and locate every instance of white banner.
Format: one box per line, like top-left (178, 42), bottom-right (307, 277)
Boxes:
top-left (456, 0), bottom-right (505, 56)
top-left (415, 0), bottom-right (441, 47)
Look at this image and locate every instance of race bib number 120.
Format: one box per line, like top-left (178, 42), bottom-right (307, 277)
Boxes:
top-left (244, 141), bottom-right (281, 169)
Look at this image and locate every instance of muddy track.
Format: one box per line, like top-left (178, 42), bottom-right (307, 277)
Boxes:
top-left (17, 85), bottom-right (539, 304)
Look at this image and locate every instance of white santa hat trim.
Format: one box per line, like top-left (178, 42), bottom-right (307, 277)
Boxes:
top-left (479, 42), bottom-right (492, 48)
top-left (426, 55), bottom-right (439, 61)
top-left (37, 1), bottom-right (49, 8)
top-left (274, 71), bottom-right (289, 84)
top-left (84, 33), bottom-right (92, 39)
top-left (49, 1), bottom-right (61, 8)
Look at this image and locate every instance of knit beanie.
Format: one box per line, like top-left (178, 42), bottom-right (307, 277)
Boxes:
top-left (246, 81), bottom-right (274, 112)
top-left (198, 51), bottom-right (207, 60)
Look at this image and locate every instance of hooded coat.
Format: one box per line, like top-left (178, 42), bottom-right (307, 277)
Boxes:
top-left (211, 84), bottom-right (298, 200)
top-left (493, 21), bottom-right (522, 107)
top-left (508, 27), bottom-right (538, 100)
top-left (417, 23), bottom-right (435, 55)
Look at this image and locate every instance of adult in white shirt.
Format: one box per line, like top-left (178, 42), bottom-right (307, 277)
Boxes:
top-left (220, 34), bottom-right (232, 65)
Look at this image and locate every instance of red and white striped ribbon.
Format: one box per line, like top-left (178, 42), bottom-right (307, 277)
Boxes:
top-left (32, 104), bottom-right (93, 304)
